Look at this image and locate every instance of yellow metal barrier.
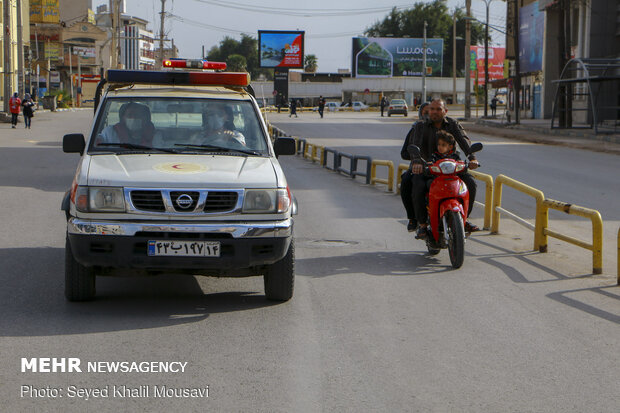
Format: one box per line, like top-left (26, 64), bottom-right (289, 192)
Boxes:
top-left (469, 170), bottom-right (494, 230)
top-left (303, 143), bottom-right (313, 160)
top-left (541, 199), bottom-right (603, 274)
top-left (491, 174), bottom-right (547, 252)
top-left (396, 163), bottom-right (409, 195)
top-left (370, 160), bottom-right (394, 192)
top-left (311, 145), bottom-right (325, 164)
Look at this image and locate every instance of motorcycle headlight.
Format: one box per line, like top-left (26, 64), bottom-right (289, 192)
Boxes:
top-left (439, 160), bottom-right (457, 174)
top-left (243, 189), bottom-right (291, 214)
top-left (75, 186), bottom-right (126, 212)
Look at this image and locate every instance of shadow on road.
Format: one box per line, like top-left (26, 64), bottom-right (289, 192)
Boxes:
top-left (0, 147), bottom-right (76, 192)
top-left (0, 247), bottom-right (277, 337)
top-left (547, 287), bottom-right (620, 324)
top-left (296, 250), bottom-right (454, 277)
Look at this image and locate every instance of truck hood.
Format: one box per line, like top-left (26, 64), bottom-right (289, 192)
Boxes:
top-left (86, 154), bottom-right (278, 188)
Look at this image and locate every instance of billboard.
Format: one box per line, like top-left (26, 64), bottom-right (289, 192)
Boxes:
top-left (258, 31), bottom-right (304, 68)
top-left (470, 46), bottom-right (506, 85)
top-left (519, 1), bottom-right (544, 73)
top-left (352, 37), bottom-right (443, 78)
top-left (30, 0), bottom-right (60, 24)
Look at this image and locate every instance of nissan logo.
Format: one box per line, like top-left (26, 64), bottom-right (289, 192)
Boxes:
top-left (176, 194), bottom-right (194, 209)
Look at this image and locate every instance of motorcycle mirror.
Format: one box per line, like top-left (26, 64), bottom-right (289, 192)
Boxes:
top-left (470, 142), bottom-right (483, 153)
top-left (408, 145), bottom-right (421, 157)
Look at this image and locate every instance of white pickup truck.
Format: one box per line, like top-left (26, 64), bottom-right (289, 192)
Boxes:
top-left (62, 64), bottom-right (297, 302)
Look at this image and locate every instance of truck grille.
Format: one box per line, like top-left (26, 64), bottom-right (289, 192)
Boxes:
top-left (130, 190), bottom-right (165, 212)
top-left (170, 191), bottom-right (200, 212)
top-left (204, 191), bottom-right (238, 213)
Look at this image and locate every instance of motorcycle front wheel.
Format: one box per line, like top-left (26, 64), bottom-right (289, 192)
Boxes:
top-left (446, 211), bottom-right (465, 268)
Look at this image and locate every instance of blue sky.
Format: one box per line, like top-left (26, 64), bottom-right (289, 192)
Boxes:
top-left (95, 0), bottom-right (507, 72)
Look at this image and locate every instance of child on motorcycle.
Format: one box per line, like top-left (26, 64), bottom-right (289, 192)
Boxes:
top-left (415, 130), bottom-right (461, 239)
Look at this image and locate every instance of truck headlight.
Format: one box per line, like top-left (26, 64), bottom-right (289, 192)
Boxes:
top-left (243, 188), bottom-right (290, 213)
top-left (75, 186), bottom-right (126, 212)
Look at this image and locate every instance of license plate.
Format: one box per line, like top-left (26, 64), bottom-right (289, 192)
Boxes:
top-left (147, 240), bottom-right (220, 257)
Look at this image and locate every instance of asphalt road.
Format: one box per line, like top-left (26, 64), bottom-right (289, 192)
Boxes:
top-left (0, 110), bottom-right (618, 412)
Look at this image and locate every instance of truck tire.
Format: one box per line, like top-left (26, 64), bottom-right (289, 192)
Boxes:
top-left (264, 239), bottom-right (294, 301)
top-left (65, 236), bottom-right (96, 301)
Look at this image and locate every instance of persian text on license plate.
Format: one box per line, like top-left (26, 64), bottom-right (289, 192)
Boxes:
top-left (147, 240), bottom-right (220, 257)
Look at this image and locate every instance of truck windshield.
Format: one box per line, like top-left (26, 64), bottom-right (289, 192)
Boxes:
top-left (90, 97), bottom-right (269, 155)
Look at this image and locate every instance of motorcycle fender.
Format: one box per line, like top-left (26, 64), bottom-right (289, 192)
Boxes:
top-left (439, 199), bottom-right (465, 219)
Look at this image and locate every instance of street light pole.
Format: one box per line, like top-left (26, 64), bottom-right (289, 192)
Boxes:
top-left (483, 0), bottom-right (491, 118)
top-left (422, 20), bottom-right (427, 103)
top-left (464, 0), bottom-right (471, 119)
top-left (452, 11), bottom-right (457, 104)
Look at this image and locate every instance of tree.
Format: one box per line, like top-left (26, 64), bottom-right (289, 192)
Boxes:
top-left (227, 54), bottom-right (247, 72)
top-left (365, 0), bottom-right (486, 77)
top-left (207, 34), bottom-right (272, 80)
top-left (304, 54), bottom-right (318, 72)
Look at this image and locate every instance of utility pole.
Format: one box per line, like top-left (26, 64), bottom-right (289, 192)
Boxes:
top-left (422, 20), bottom-right (427, 103)
top-left (17, 0), bottom-right (24, 97)
top-left (159, 0), bottom-right (166, 68)
top-left (3, 0), bottom-right (12, 112)
top-left (452, 10), bottom-right (457, 105)
top-left (464, 0), bottom-right (471, 119)
top-left (513, 0), bottom-right (520, 124)
top-left (484, 0), bottom-right (491, 118)
top-left (111, 0), bottom-right (117, 68)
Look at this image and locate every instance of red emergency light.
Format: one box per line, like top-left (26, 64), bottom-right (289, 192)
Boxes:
top-left (163, 58), bottom-right (227, 71)
top-left (107, 69), bottom-right (250, 87)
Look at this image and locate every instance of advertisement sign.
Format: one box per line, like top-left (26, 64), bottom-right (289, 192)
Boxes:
top-left (470, 46), bottom-right (506, 85)
top-left (30, 0), bottom-right (60, 24)
top-left (351, 37), bottom-right (443, 78)
top-left (519, 1), bottom-right (544, 73)
top-left (258, 31), bottom-right (304, 68)
top-left (73, 46), bottom-right (96, 58)
top-left (44, 43), bottom-right (62, 60)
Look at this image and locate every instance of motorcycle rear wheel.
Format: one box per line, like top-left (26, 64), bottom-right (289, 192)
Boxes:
top-left (446, 211), bottom-right (465, 268)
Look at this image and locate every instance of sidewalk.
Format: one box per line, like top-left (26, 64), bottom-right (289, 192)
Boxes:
top-left (461, 115), bottom-right (620, 155)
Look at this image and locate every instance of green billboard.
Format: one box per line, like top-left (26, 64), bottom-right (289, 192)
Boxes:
top-left (352, 37), bottom-right (444, 78)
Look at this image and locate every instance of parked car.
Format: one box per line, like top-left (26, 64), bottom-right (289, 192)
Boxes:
top-left (325, 102), bottom-right (340, 112)
top-left (387, 99), bottom-right (408, 117)
top-left (351, 101), bottom-right (369, 111)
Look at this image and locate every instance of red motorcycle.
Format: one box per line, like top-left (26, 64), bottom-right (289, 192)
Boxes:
top-left (410, 143), bottom-right (483, 268)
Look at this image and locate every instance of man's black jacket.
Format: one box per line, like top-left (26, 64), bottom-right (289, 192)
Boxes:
top-left (401, 116), bottom-right (475, 163)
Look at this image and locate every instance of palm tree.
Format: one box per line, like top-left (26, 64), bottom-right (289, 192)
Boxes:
top-left (304, 54), bottom-right (318, 73)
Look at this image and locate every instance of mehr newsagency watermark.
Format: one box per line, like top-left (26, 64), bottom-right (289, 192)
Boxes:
top-left (19, 357), bottom-right (208, 400)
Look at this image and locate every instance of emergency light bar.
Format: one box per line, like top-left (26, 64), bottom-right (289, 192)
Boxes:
top-left (106, 70), bottom-right (250, 87)
top-left (163, 58), bottom-right (227, 70)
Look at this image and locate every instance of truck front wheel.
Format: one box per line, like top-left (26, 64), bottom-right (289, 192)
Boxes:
top-left (65, 236), bottom-right (96, 301)
top-left (263, 239), bottom-right (295, 301)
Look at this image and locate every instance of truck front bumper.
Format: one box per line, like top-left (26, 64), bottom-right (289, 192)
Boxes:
top-left (67, 218), bottom-right (293, 272)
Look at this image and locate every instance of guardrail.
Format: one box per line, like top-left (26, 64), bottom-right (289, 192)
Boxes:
top-left (491, 174), bottom-right (604, 274)
top-left (352, 155), bottom-right (372, 185)
top-left (370, 160), bottom-right (394, 192)
top-left (469, 170), bottom-right (494, 230)
top-left (323, 147), bottom-right (339, 171)
top-left (336, 152), bottom-right (355, 177)
top-left (491, 174), bottom-right (546, 251)
top-left (541, 199), bottom-right (603, 275)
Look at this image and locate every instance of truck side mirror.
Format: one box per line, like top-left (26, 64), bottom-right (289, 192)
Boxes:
top-left (63, 133), bottom-right (86, 155)
top-left (273, 137), bottom-right (296, 156)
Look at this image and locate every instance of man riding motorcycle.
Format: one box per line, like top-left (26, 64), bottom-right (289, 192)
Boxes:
top-left (408, 99), bottom-right (480, 239)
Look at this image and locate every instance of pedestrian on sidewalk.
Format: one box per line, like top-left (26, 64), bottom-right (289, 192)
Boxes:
top-left (289, 98), bottom-right (298, 118)
top-left (318, 96), bottom-right (325, 118)
top-left (9, 92), bottom-right (21, 128)
top-left (22, 93), bottom-right (35, 129)
top-left (380, 96), bottom-right (387, 117)
top-left (490, 96), bottom-right (498, 117)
